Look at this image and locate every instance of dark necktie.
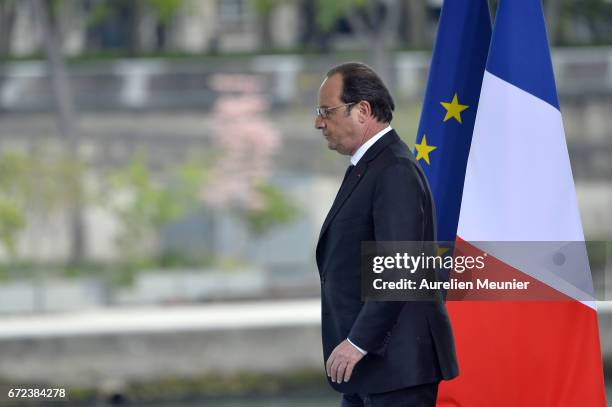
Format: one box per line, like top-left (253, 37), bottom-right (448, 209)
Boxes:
top-left (342, 164), bottom-right (355, 184)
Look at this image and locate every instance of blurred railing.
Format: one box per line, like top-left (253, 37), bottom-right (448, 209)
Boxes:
top-left (1, 48), bottom-right (612, 112)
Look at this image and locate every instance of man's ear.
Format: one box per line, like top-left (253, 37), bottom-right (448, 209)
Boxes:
top-left (357, 101), bottom-right (372, 123)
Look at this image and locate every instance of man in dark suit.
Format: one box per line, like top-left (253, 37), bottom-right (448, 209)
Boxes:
top-left (315, 62), bottom-right (458, 406)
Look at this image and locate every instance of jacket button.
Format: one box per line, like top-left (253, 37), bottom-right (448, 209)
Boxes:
top-left (321, 277), bottom-right (326, 284)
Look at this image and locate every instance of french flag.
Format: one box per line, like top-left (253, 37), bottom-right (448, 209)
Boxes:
top-left (434, 0), bottom-right (607, 405)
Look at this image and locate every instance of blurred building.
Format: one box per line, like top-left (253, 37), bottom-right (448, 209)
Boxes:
top-left (4, 0), bottom-right (300, 56)
top-left (1, 0), bottom-right (447, 57)
top-left (3, 0), bottom-right (612, 59)
top-left (2, 0), bottom-right (331, 56)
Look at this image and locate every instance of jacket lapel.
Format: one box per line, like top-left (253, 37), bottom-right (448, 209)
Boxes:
top-left (318, 130), bottom-right (400, 241)
top-left (318, 160), bottom-right (367, 239)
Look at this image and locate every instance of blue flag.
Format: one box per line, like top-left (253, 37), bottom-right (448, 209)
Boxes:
top-left (414, 0), bottom-right (491, 242)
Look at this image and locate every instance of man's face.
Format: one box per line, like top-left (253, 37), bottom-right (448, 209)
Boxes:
top-left (315, 74), bottom-right (359, 156)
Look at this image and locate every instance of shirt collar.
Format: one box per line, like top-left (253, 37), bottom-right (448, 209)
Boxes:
top-left (350, 125), bottom-right (393, 166)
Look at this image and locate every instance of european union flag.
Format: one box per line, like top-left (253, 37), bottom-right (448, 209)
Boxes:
top-left (414, 0), bottom-right (492, 242)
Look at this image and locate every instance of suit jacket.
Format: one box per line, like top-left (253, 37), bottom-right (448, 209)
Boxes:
top-left (316, 130), bottom-right (459, 394)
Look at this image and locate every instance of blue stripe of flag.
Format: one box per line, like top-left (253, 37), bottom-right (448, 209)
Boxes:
top-left (415, 0), bottom-right (492, 242)
top-left (487, 0), bottom-right (560, 109)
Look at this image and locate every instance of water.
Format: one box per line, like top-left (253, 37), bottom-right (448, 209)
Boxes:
top-left (95, 378), bottom-right (612, 406)
top-left (147, 397), bottom-right (338, 407)
top-left (140, 382), bottom-right (612, 406)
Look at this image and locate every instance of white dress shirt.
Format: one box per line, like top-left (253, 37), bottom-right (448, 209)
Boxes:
top-left (350, 125), bottom-right (393, 166)
top-left (346, 125), bottom-right (392, 355)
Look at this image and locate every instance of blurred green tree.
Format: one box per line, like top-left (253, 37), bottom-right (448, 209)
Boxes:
top-left (0, 150), bottom-right (87, 263)
top-left (106, 148), bottom-right (297, 271)
top-left (34, 0), bottom-right (86, 265)
top-left (245, 183), bottom-right (299, 235)
top-left (85, 0), bottom-right (186, 54)
top-left (105, 153), bottom-right (207, 268)
top-left (253, 0), bottom-right (412, 84)
top-left (253, 0), bottom-right (282, 49)
top-left (0, 152), bottom-right (26, 259)
top-left (315, 0), bottom-right (405, 83)
top-left (557, 0), bottom-right (612, 45)
top-left (0, 0), bottom-right (16, 57)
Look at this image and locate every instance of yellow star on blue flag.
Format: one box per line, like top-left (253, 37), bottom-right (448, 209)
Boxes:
top-left (414, 135), bottom-right (437, 165)
top-left (440, 93), bottom-right (469, 123)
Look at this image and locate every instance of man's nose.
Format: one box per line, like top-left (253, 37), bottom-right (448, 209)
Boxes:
top-left (315, 115), bottom-right (325, 129)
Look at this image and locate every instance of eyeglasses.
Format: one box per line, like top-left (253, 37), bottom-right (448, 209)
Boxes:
top-left (315, 103), bottom-right (355, 119)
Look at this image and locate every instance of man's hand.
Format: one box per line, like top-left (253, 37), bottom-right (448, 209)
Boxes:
top-left (326, 339), bottom-right (365, 383)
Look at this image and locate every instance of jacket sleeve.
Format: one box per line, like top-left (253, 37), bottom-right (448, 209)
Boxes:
top-left (348, 160), bottom-right (429, 356)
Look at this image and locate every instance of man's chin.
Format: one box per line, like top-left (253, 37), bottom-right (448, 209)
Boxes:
top-left (326, 141), bottom-right (349, 155)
